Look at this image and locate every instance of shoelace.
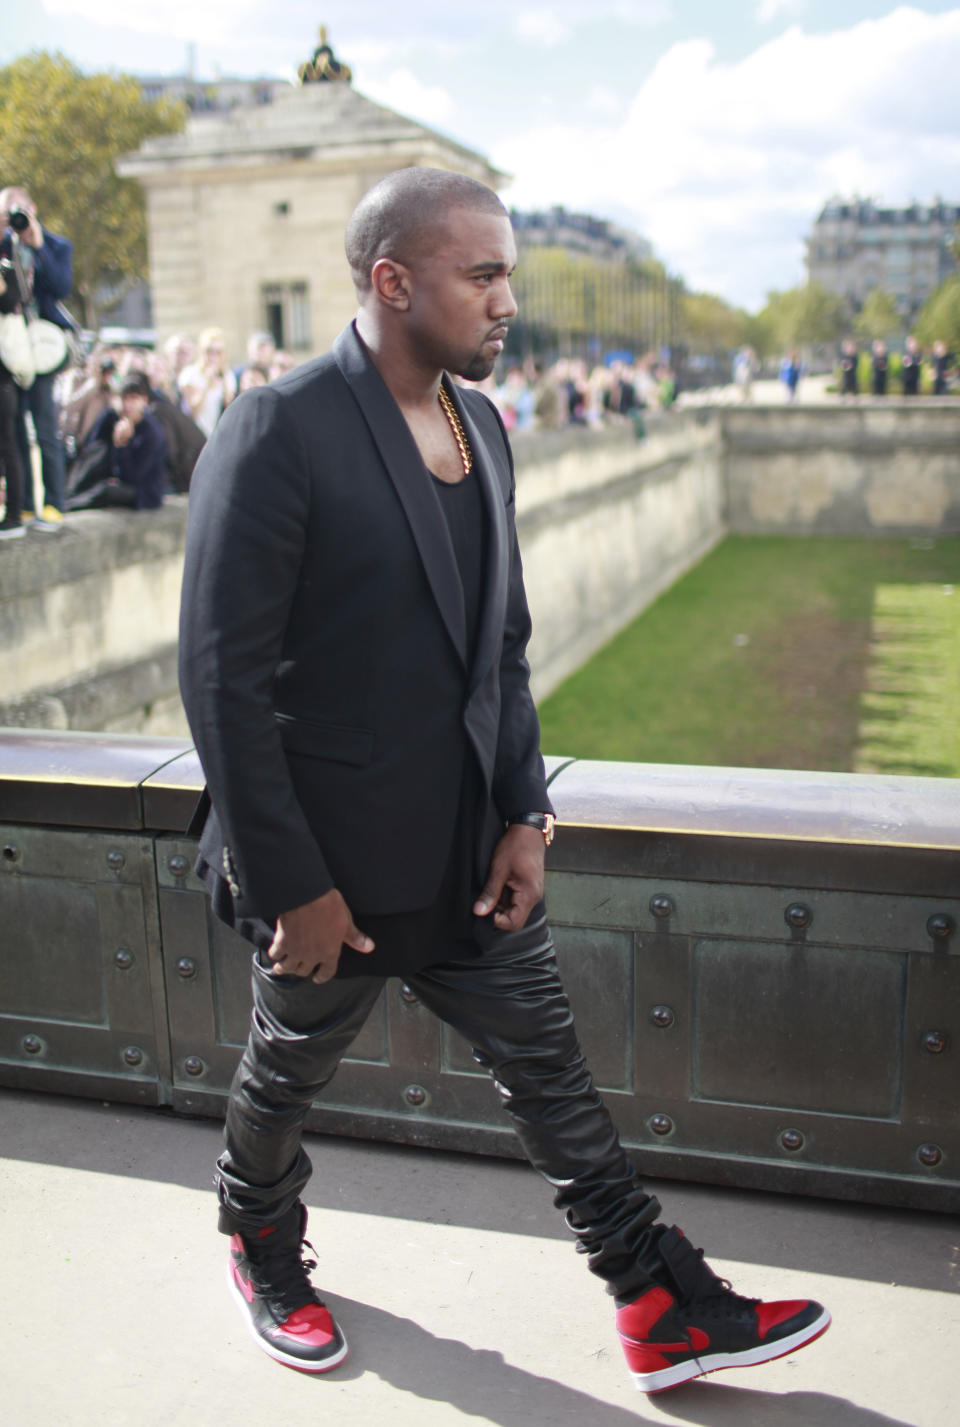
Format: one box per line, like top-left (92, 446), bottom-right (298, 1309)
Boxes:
top-left (678, 1244), bottom-right (759, 1314)
top-left (246, 1235), bottom-right (323, 1317)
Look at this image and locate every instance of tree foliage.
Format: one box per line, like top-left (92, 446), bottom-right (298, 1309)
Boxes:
top-left (677, 290), bottom-right (746, 355)
top-left (914, 276), bottom-right (960, 351)
top-left (757, 283), bottom-right (851, 350)
top-left (0, 51), bottom-right (185, 326)
top-left (511, 245), bottom-right (678, 352)
top-left (854, 289), bottom-right (902, 342)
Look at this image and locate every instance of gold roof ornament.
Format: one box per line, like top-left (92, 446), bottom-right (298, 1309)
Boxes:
top-left (298, 25), bottom-right (353, 85)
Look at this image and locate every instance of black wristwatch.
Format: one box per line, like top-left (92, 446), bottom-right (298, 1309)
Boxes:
top-left (506, 812), bottom-right (556, 846)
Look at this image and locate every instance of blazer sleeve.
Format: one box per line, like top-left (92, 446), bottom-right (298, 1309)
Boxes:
top-left (481, 396), bottom-right (554, 819)
top-left (32, 230), bottom-right (73, 305)
top-left (177, 384), bottom-right (336, 920)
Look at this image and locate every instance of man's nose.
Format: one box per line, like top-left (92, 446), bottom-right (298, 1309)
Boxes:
top-left (494, 278), bottom-right (518, 320)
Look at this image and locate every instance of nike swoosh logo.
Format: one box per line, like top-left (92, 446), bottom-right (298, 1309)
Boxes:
top-left (620, 1328), bottom-right (710, 1354)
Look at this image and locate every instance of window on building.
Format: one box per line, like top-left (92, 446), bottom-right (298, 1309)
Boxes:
top-left (262, 281), bottom-right (312, 351)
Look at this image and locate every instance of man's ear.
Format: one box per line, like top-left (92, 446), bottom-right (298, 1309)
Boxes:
top-left (370, 257), bottom-right (411, 311)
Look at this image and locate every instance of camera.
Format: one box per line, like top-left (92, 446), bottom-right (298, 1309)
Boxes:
top-left (7, 207), bottom-right (31, 234)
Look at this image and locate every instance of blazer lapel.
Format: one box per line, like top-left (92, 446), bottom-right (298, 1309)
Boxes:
top-left (445, 380), bottom-right (509, 695)
top-left (333, 324), bottom-right (468, 668)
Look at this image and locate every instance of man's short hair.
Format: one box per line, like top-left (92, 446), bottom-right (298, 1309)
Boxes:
top-left (344, 167), bottom-right (507, 293)
top-left (121, 373), bottom-right (151, 398)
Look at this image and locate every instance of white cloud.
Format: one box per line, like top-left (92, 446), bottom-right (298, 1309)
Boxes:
top-left (756, 0), bottom-right (805, 23)
top-left (496, 7), bottom-right (960, 308)
top-left (360, 69), bottom-right (456, 127)
top-left (42, 0), bottom-right (263, 44)
top-left (515, 11), bottom-right (572, 47)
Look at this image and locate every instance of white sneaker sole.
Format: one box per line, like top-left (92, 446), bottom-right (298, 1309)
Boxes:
top-left (626, 1306), bottom-right (832, 1394)
top-left (226, 1262), bottom-right (349, 1373)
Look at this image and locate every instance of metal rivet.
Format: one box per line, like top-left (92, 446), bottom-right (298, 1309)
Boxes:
top-left (650, 1113), bottom-right (673, 1136)
top-left (114, 948), bottom-right (134, 970)
top-left (650, 1004), bottom-right (675, 1029)
top-left (22, 1034), bottom-right (43, 1055)
top-left (922, 1030), bottom-right (947, 1055)
top-left (780, 1128), bottom-right (805, 1152)
top-left (168, 855), bottom-right (189, 878)
top-left (927, 913), bottom-right (955, 941)
top-left (2, 844), bottom-right (19, 863)
top-left (649, 894), bottom-right (674, 919)
top-left (785, 903), bottom-right (812, 930)
top-left (122, 1046), bottom-right (144, 1066)
top-left (399, 983), bottom-right (419, 1004)
top-left (404, 1084), bottom-right (427, 1107)
top-left (176, 957), bottom-right (198, 979)
top-left (184, 1056), bottom-right (205, 1077)
top-left (106, 850), bottom-right (125, 871)
top-left (917, 1143), bottom-right (943, 1167)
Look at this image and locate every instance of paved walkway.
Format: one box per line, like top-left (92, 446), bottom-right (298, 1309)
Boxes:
top-left (3, 1087), bottom-right (956, 1426)
top-left (678, 375), bottom-right (837, 406)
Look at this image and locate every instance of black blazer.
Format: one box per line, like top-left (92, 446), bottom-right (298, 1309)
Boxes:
top-left (178, 322), bottom-right (551, 925)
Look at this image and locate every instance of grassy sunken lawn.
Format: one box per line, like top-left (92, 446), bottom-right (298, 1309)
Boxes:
top-left (537, 535), bottom-right (960, 776)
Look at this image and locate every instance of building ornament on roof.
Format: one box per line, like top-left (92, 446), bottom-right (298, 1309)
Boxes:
top-left (298, 26), bottom-right (353, 85)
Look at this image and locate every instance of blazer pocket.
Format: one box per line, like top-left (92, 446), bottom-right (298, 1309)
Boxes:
top-left (275, 713), bottom-right (374, 766)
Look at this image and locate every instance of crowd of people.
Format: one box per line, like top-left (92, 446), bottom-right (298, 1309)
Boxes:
top-left (0, 264), bottom-right (299, 538)
top-left (836, 336), bottom-right (955, 397)
top-left (470, 352), bottom-right (679, 434)
top-left (730, 337), bottom-right (956, 404)
top-left (54, 327), bottom-right (296, 514)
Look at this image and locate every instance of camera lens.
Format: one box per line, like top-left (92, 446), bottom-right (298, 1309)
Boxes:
top-left (8, 209), bottom-right (30, 233)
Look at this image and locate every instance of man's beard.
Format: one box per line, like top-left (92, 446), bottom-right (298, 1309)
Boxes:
top-left (455, 348), bottom-right (497, 383)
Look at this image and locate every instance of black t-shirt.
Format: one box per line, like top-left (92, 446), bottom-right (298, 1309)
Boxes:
top-left (336, 463), bottom-right (490, 978)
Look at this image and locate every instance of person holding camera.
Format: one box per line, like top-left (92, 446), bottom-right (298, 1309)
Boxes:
top-left (0, 246), bottom-right (29, 538)
top-left (0, 185), bottom-right (74, 530)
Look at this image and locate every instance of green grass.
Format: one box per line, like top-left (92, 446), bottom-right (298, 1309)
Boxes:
top-left (537, 535), bottom-right (960, 775)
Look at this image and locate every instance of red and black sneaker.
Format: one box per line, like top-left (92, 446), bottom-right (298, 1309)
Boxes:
top-left (226, 1203), bottom-right (348, 1372)
top-left (617, 1226), bottom-right (830, 1394)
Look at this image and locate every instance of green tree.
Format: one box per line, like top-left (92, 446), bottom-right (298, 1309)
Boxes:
top-left (677, 290), bottom-right (746, 355)
top-left (0, 51), bottom-right (185, 326)
top-left (511, 244), bottom-right (676, 353)
top-left (915, 276), bottom-right (960, 352)
top-left (854, 289), bottom-right (902, 342)
top-left (757, 283), bottom-right (851, 350)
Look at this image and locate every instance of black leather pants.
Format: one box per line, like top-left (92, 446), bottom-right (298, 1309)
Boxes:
top-left (217, 912), bottom-right (663, 1300)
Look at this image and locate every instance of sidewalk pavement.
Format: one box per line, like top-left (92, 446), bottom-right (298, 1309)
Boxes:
top-left (2, 1086), bottom-right (956, 1427)
top-left (678, 375), bottom-right (837, 406)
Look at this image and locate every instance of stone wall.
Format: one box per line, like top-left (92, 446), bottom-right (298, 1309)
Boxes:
top-left (0, 502), bottom-right (188, 733)
top-left (514, 413), bottom-right (724, 699)
top-left (722, 401), bottom-right (960, 534)
top-left (4, 401), bottom-right (960, 732)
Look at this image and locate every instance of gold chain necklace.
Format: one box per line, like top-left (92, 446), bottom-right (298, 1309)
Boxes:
top-left (437, 383), bottom-right (473, 476)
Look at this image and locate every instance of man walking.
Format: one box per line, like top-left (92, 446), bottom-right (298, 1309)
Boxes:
top-left (178, 168), bottom-right (829, 1395)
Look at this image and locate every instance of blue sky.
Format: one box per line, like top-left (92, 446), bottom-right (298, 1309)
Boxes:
top-left (5, 2), bottom-right (960, 310)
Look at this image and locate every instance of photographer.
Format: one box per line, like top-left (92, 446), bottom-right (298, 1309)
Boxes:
top-left (0, 185), bottom-right (74, 529)
top-left (0, 249), bottom-right (28, 538)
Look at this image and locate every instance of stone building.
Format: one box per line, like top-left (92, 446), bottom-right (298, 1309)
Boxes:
top-left (117, 34), bottom-right (505, 363)
top-left (805, 196), bottom-right (959, 319)
top-left (511, 207), bottom-right (652, 264)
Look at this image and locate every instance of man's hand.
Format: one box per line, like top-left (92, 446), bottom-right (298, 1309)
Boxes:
top-left (19, 206), bottom-right (44, 250)
top-left (268, 888), bottom-right (374, 984)
top-left (113, 417), bottom-right (134, 447)
top-left (473, 823), bottom-right (545, 933)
